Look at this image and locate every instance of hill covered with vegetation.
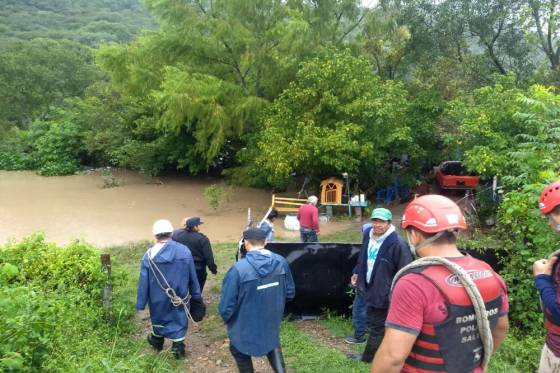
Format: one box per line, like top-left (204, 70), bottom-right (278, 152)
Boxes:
top-left (0, 0), bottom-right (156, 48)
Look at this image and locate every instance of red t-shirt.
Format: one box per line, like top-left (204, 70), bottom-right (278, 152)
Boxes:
top-left (297, 203), bottom-right (319, 232)
top-left (386, 262), bottom-right (509, 373)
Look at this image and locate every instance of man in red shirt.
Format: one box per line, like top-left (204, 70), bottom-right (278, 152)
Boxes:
top-left (297, 195), bottom-right (319, 242)
top-left (534, 181), bottom-right (560, 372)
top-left (371, 195), bottom-right (509, 373)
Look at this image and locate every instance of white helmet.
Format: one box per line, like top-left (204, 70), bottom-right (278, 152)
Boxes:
top-left (308, 195), bottom-right (318, 205)
top-left (152, 219), bottom-right (174, 235)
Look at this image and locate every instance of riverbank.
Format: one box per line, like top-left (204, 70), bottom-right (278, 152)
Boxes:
top-left (0, 229), bottom-right (543, 372)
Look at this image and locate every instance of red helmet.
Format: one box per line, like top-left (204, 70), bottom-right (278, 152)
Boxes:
top-left (539, 181), bottom-right (560, 215)
top-left (401, 194), bottom-right (467, 233)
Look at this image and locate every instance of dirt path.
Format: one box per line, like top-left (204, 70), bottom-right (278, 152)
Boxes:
top-left (135, 276), bottom-right (278, 372)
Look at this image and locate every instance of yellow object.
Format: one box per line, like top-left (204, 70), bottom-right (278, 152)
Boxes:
top-left (320, 177), bottom-right (344, 204)
top-left (271, 194), bottom-right (307, 213)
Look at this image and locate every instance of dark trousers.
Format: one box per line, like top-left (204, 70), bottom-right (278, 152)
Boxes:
top-left (229, 344), bottom-right (286, 373)
top-left (361, 307), bottom-right (388, 363)
top-left (195, 266), bottom-right (207, 292)
top-left (300, 228), bottom-right (318, 242)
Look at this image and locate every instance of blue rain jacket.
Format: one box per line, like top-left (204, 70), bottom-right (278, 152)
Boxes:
top-left (136, 240), bottom-right (201, 340)
top-left (219, 249), bottom-right (295, 356)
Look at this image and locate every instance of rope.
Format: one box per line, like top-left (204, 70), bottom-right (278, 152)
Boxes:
top-left (548, 249), bottom-right (560, 260)
top-left (147, 248), bottom-right (197, 326)
top-left (391, 256), bottom-right (494, 371)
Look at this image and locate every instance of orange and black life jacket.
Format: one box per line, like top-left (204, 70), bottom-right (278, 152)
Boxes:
top-left (399, 255), bottom-right (503, 373)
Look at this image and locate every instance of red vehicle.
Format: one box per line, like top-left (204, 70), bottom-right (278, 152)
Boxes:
top-left (435, 161), bottom-right (480, 190)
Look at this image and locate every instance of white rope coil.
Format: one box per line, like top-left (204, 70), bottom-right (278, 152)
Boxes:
top-left (147, 253), bottom-right (197, 326)
top-left (391, 256), bottom-right (494, 371)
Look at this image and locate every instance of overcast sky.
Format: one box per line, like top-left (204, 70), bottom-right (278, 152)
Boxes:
top-left (361, 0), bottom-right (378, 8)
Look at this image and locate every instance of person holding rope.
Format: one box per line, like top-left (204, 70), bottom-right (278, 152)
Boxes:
top-left (136, 219), bottom-right (202, 359)
top-left (371, 195), bottom-right (509, 373)
top-left (534, 181), bottom-right (560, 372)
top-left (219, 228), bottom-right (295, 373)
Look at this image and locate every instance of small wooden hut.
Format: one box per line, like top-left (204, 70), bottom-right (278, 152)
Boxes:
top-left (320, 177), bottom-right (344, 204)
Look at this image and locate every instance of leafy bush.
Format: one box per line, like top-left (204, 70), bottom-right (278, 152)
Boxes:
top-left (0, 234), bottom-right (144, 372)
top-left (495, 185), bottom-right (558, 332)
top-left (32, 120), bottom-right (84, 176)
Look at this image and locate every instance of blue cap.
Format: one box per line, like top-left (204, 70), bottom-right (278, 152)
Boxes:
top-left (186, 217), bottom-right (203, 228)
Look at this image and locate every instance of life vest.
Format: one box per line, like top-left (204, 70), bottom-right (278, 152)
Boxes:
top-left (400, 256), bottom-right (503, 373)
top-left (544, 258), bottom-right (560, 336)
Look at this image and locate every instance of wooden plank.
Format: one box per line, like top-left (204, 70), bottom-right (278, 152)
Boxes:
top-left (274, 197), bottom-right (307, 202)
top-left (273, 201), bottom-right (306, 207)
top-left (276, 207), bottom-right (300, 212)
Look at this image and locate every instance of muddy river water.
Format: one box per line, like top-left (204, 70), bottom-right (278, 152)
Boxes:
top-left (0, 170), bottom-right (354, 247)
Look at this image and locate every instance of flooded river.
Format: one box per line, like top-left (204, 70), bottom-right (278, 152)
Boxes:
top-left (0, 170), bottom-right (274, 247)
top-left (0, 170), bottom-right (357, 247)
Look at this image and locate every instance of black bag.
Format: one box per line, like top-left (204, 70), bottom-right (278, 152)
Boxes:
top-left (190, 297), bottom-right (206, 322)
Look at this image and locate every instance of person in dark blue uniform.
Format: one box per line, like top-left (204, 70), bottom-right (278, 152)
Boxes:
top-left (136, 219), bottom-right (202, 359)
top-left (219, 228), bottom-right (295, 373)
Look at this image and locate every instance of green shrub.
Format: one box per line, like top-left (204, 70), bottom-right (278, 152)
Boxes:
top-left (32, 120), bottom-right (83, 176)
top-left (496, 185), bottom-right (557, 333)
top-left (0, 234), bottom-right (141, 371)
top-left (204, 184), bottom-right (226, 210)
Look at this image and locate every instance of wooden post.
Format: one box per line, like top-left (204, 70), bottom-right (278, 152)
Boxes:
top-left (100, 254), bottom-right (112, 316)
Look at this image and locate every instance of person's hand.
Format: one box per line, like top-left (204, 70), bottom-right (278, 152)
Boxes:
top-left (351, 274), bottom-right (358, 286)
top-left (533, 256), bottom-right (558, 276)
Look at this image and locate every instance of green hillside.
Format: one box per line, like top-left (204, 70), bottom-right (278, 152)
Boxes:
top-left (0, 0), bottom-right (156, 48)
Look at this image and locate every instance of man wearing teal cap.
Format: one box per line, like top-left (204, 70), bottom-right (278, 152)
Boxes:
top-left (348, 207), bottom-right (412, 363)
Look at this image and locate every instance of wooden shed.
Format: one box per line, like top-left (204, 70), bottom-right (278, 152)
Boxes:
top-left (320, 177), bottom-right (344, 204)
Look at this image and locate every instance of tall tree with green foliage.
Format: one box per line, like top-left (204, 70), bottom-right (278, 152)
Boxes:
top-left (96, 0), bottom-right (324, 174)
top-left (359, 8), bottom-right (411, 79)
top-left (247, 49), bottom-right (419, 189)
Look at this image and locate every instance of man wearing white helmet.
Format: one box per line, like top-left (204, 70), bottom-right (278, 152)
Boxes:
top-left (297, 195), bottom-right (320, 242)
top-left (136, 219), bottom-right (202, 359)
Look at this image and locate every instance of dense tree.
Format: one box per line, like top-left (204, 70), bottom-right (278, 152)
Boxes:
top-left (97, 0), bottom-right (320, 173)
top-left (246, 50), bottom-right (419, 189)
top-left (525, 0), bottom-right (560, 70)
top-left (385, 0), bottom-right (536, 85)
top-left (359, 8), bottom-right (411, 79)
top-left (0, 39), bottom-right (102, 126)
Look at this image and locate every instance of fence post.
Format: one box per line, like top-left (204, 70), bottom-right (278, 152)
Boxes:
top-left (100, 254), bottom-right (112, 318)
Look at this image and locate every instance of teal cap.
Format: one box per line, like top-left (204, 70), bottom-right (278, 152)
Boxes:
top-left (370, 208), bottom-right (392, 221)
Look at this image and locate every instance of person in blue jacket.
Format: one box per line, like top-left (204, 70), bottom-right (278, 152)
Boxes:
top-left (219, 227), bottom-right (295, 373)
top-left (348, 208), bottom-right (412, 363)
top-left (136, 219), bottom-right (202, 359)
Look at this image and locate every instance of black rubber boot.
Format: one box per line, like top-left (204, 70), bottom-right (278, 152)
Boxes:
top-left (361, 335), bottom-right (383, 363)
top-left (147, 334), bottom-right (164, 352)
top-left (171, 341), bottom-right (186, 359)
top-left (266, 347), bottom-right (286, 373)
top-left (236, 360), bottom-right (255, 373)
